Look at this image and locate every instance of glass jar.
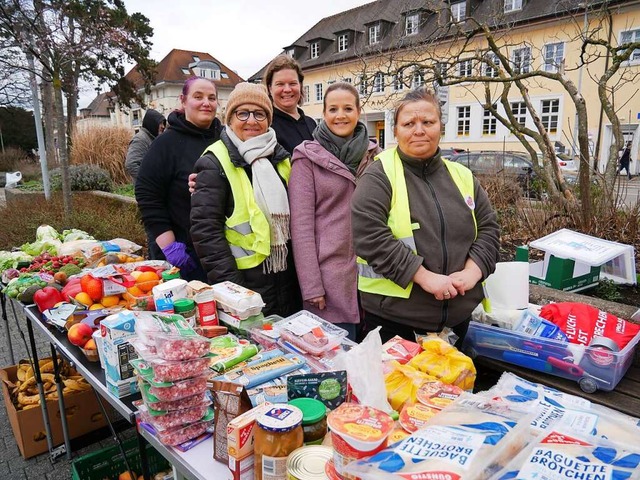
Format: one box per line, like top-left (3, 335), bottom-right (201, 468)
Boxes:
top-left (173, 298), bottom-right (197, 327)
top-left (254, 404), bottom-right (304, 480)
top-left (288, 397), bottom-right (327, 445)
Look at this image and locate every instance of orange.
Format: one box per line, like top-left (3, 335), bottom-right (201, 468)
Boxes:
top-left (130, 271), bottom-right (142, 281)
top-left (75, 292), bottom-right (93, 307)
top-left (126, 285), bottom-right (145, 297)
top-left (89, 303), bottom-right (104, 310)
top-left (136, 271), bottom-right (159, 293)
top-left (100, 295), bottom-right (120, 307)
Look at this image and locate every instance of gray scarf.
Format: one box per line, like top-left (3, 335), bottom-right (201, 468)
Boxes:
top-left (225, 127), bottom-right (289, 274)
top-left (313, 120), bottom-right (369, 174)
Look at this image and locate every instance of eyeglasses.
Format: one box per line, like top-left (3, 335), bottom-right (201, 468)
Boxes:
top-left (235, 110), bottom-right (267, 122)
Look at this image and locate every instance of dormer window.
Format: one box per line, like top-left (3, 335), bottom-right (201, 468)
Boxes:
top-left (192, 55), bottom-right (200, 62)
top-left (311, 42), bottom-right (320, 59)
top-left (504, 0), bottom-right (523, 13)
top-left (189, 59), bottom-right (221, 80)
top-left (338, 33), bottom-right (349, 52)
top-left (181, 68), bottom-right (190, 75)
top-left (369, 23), bottom-right (381, 44)
top-left (451, 2), bottom-right (466, 21)
top-left (285, 48), bottom-right (295, 58)
top-left (405, 12), bottom-right (420, 36)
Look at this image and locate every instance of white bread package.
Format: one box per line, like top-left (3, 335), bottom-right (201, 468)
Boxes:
top-left (489, 429), bottom-right (640, 480)
top-left (483, 372), bottom-right (640, 444)
top-left (343, 393), bottom-right (534, 480)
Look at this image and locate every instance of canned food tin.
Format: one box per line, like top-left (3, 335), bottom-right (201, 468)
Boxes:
top-left (287, 445), bottom-right (333, 480)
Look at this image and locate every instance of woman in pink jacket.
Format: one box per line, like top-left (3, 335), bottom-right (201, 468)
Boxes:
top-left (289, 82), bottom-right (380, 340)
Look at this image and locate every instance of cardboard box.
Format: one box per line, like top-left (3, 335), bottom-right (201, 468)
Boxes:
top-left (228, 453), bottom-right (254, 480)
top-left (0, 365), bottom-right (108, 459)
top-left (227, 403), bottom-right (271, 460)
top-left (100, 311), bottom-right (138, 387)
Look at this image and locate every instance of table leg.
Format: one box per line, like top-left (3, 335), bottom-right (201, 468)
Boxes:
top-left (50, 344), bottom-right (72, 460)
top-left (0, 291), bottom-right (15, 365)
top-left (136, 428), bottom-right (152, 480)
top-left (24, 312), bottom-right (56, 456)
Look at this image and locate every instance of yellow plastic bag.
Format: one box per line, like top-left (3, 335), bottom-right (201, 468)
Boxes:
top-left (408, 335), bottom-right (476, 391)
top-left (384, 361), bottom-right (436, 411)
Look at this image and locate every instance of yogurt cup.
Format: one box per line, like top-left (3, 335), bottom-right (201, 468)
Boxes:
top-left (327, 403), bottom-right (394, 480)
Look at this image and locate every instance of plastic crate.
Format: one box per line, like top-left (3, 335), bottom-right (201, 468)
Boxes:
top-left (71, 437), bottom-right (170, 480)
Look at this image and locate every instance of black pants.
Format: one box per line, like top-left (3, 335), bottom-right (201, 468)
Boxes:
top-left (361, 311), bottom-right (470, 350)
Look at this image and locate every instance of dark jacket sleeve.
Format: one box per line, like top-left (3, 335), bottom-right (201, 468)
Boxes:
top-left (190, 152), bottom-right (245, 285)
top-left (351, 162), bottom-right (423, 288)
top-left (135, 136), bottom-right (174, 240)
top-left (125, 130), bottom-right (150, 182)
top-left (467, 178), bottom-right (500, 280)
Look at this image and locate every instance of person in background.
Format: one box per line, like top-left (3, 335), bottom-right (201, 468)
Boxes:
top-left (619, 141), bottom-right (632, 180)
top-left (351, 88), bottom-right (500, 346)
top-left (136, 77), bottom-right (221, 281)
top-left (125, 108), bottom-right (166, 184)
top-left (190, 83), bottom-right (301, 316)
top-left (263, 54), bottom-right (316, 154)
top-left (289, 82), bottom-right (380, 340)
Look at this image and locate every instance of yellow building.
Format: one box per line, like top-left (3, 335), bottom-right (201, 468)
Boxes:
top-left (251, 0), bottom-right (640, 174)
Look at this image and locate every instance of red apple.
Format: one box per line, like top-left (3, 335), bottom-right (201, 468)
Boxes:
top-left (68, 323), bottom-right (93, 347)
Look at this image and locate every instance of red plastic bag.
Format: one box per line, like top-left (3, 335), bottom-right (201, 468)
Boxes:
top-left (539, 302), bottom-right (640, 350)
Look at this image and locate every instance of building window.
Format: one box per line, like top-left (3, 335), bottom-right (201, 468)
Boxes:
top-left (457, 106), bottom-right (471, 136)
top-left (181, 68), bottom-right (190, 75)
top-left (504, 0), bottom-right (523, 13)
top-left (435, 62), bottom-right (449, 84)
top-left (372, 73), bottom-right (384, 93)
top-left (192, 56), bottom-right (200, 62)
top-left (405, 12), bottom-right (419, 36)
top-left (451, 2), bottom-right (467, 21)
top-left (132, 110), bottom-right (140, 127)
top-left (541, 99), bottom-right (559, 133)
top-left (338, 34), bottom-right (349, 52)
top-left (314, 83), bottom-right (323, 102)
top-left (458, 59), bottom-right (473, 78)
top-left (411, 69), bottom-right (424, 88)
top-left (285, 48), bottom-right (295, 58)
top-left (511, 101), bottom-right (527, 126)
top-left (303, 85), bottom-right (310, 105)
top-left (342, 77), bottom-right (352, 83)
top-left (543, 42), bottom-right (564, 72)
top-left (369, 23), bottom-right (381, 45)
top-left (357, 75), bottom-right (367, 96)
top-left (621, 29), bottom-right (640, 63)
top-left (512, 46), bottom-right (531, 74)
top-left (310, 42), bottom-right (319, 59)
top-left (483, 106), bottom-right (497, 135)
top-left (392, 72), bottom-right (404, 91)
top-left (199, 68), bottom-right (220, 80)
top-left (483, 53), bottom-right (499, 77)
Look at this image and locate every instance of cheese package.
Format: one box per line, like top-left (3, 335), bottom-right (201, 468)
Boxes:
top-left (489, 429), bottom-right (640, 480)
top-left (408, 335), bottom-right (476, 390)
top-left (344, 393), bottom-right (534, 480)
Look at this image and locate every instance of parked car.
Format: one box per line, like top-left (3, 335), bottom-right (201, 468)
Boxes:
top-left (448, 150), bottom-right (541, 197)
top-left (556, 153), bottom-right (577, 172)
top-left (440, 148), bottom-right (466, 161)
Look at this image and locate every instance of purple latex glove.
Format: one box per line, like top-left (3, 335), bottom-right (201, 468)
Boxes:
top-left (161, 242), bottom-right (198, 273)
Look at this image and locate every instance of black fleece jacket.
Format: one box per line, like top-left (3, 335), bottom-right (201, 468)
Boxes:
top-left (190, 129), bottom-right (301, 317)
top-left (135, 111), bottom-right (222, 259)
top-left (271, 107), bottom-right (316, 155)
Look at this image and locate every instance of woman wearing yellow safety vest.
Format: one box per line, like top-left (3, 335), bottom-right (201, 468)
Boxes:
top-left (351, 88), bottom-right (500, 346)
top-left (190, 83), bottom-right (301, 317)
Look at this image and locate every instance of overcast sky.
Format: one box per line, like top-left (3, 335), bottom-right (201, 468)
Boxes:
top-left (79, 0), bottom-right (373, 108)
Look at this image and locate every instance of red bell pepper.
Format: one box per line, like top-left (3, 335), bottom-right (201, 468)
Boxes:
top-left (61, 278), bottom-right (82, 302)
top-left (34, 286), bottom-right (64, 313)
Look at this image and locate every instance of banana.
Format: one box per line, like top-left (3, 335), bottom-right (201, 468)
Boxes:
top-left (18, 392), bottom-right (40, 406)
top-left (40, 361), bottom-right (54, 373)
top-left (63, 379), bottom-right (86, 391)
top-left (18, 377), bottom-right (36, 392)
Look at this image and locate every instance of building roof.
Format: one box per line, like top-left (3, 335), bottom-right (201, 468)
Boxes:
top-left (248, 0), bottom-right (619, 81)
top-left (79, 92), bottom-right (114, 118)
top-left (125, 48), bottom-right (244, 89)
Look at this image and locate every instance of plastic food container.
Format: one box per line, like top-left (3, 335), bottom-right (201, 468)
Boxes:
top-left (154, 334), bottom-right (210, 361)
top-left (140, 390), bottom-right (209, 412)
top-left (327, 403), bottom-right (394, 480)
top-left (134, 355), bottom-right (210, 383)
top-left (140, 404), bottom-right (211, 430)
top-left (134, 312), bottom-right (210, 360)
top-left (146, 374), bottom-right (209, 402)
top-left (155, 419), bottom-right (214, 446)
top-left (278, 311), bottom-right (348, 356)
top-left (249, 315), bottom-right (284, 348)
top-left (211, 281), bottom-right (265, 319)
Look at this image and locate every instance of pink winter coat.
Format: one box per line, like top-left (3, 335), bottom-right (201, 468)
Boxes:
top-left (289, 139), bottom-right (380, 324)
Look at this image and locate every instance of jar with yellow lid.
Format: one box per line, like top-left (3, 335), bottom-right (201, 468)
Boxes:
top-left (255, 403), bottom-right (303, 480)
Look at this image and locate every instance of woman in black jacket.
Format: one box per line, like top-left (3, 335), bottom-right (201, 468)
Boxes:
top-left (190, 83), bottom-right (301, 316)
top-left (136, 77), bottom-right (221, 281)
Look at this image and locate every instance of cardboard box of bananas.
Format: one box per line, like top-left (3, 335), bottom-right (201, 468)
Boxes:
top-left (5, 357), bottom-right (91, 410)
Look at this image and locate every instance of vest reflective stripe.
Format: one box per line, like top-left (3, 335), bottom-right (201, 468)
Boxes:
top-left (357, 148), bottom-right (476, 298)
top-left (204, 140), bottom-right (291, 270)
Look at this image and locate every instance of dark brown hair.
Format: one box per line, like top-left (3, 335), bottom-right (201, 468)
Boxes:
top-left (323, 82), bottom-right (360, 112)
top-left (393, 87), bottom-right (441, 126)
top-left (263, 54), bottom-right (305, 106)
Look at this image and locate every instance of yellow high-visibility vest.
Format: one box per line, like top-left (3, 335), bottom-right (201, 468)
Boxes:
top-left (204, 140), bottom-right (291, 270)
top-left (356, 148), bottom-right (476, 298)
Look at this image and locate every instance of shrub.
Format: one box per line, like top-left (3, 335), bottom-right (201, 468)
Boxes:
top-left (0, 146), bottom-right (28, 171)
top-left (50, 164), bottom-right (113, 192)
top-left (71, 125), bottom-right (133, 184)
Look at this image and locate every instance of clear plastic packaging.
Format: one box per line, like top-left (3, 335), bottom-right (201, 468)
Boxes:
top-left (155, 419), bottom-right (214, 446)
top-left (278, 311), bottom-right (348, 356)
top-left (140, 389), bottom-right (209, 412)
top-left (249, 315), bottom-right (285, 348)
top-left (133, 312), bottom-right (210, 360)
top-left (154, 334), bottom-right (210, 361)
top-left (131, 355), bottom-right (210, 383)
top-left (211, 281), bottom-right (265, 319)
top-left (139, 403), bottom-right (211, 430)
top-left (146, 374), bottom-right (209, 402)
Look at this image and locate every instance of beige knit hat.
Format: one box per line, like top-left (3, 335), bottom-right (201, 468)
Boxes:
top-left (225, 83), bottom-right (273, 125)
